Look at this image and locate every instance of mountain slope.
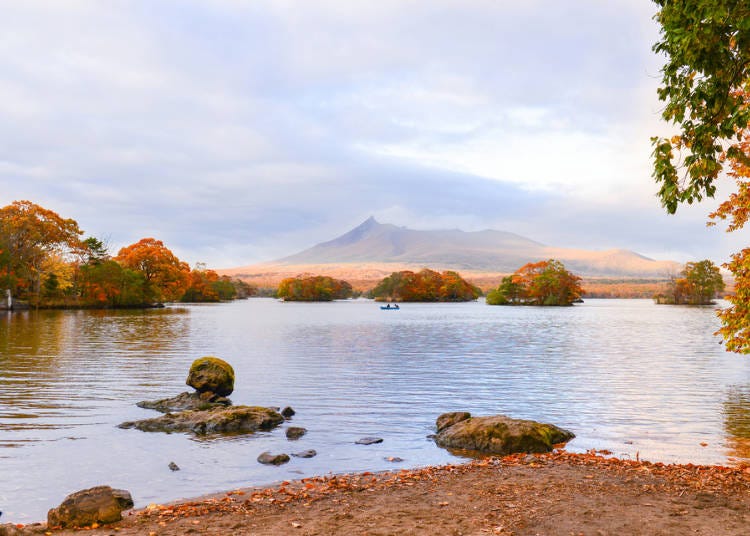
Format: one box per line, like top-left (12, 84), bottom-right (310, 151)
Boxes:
top-left (270, 217), bottom-right (678, 277)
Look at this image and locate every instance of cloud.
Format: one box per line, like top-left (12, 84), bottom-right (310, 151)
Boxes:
top-left (0, 1), bottom-right (737, 268)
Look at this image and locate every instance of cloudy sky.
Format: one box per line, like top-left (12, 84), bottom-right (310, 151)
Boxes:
top-left (1, 1), bottom-right (746, 268)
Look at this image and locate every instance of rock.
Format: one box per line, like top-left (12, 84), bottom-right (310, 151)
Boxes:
top-left (47, 486), bottom-right (133, 529)
top-left (436, 411), bottom-right (472, 432)
top-left (434, 414), bottom-right (574, 455)
top-left (118, 406), bottom-right (284, 435)
top-left (286, 426), bottom-right (307, 440)
top-left (257, 452), bottom-right (290, 465)
top-left (136, 391), bottom-right (231, 413)
top-left (385, 456), bottom-right (404, 462)
top-left (281, 406), bottom-right (296, 418)
top-left (186, 356), bottom-right (235, 396)
top-left (168, 462), bottom-right (180, 471)
top-left (355, 437), bottom-right (383, 445)
top-left (291, 449), bottom-right (317, 458)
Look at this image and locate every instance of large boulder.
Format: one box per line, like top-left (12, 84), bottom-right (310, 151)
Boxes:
top-left (434, 413), bottom-right (574, 455)
top-left (118, 406), bottom-right (283, 435)
top-left (136, 391), bottom-right (231, 413)
top-left (47, 486), bottom-right (133, 528)
top-left (186, 356), bottom-right (235, 396)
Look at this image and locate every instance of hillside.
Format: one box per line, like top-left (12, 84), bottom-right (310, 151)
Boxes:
top-left (220, 218), bottom-right (680, 290)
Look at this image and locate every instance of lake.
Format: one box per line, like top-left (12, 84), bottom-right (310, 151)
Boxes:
top-left (1, 298), bottom-right (749, 522)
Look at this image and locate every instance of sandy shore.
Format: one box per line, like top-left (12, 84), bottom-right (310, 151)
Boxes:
top-left (34, 450), bottom-right (750, 535)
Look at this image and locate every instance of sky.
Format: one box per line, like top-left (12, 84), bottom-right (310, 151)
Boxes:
top-left (1, 0), bottom-right (747, 268)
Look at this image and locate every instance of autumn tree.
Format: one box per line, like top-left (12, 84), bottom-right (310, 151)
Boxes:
top-left (0, 200), bottom-right (83, 299)
top-left (486, 260), bottom-right (583, 306)
top-left (115, 238), bottom-right (189, 303)
top-left (651, 2), bottom-right (750, 351)
top-left (181, 266), bottom-right (241, 302)
top-left (277, 275), bottom-right (353, 301)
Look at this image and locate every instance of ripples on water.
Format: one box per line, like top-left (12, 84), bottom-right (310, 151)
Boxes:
top-left (1, 299), bottom-right (749, 522)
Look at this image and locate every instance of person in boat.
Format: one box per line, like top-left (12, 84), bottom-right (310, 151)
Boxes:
top-left (393, 304), bottom-right (399, 309)
top-left (385, 303), bottom-right (392, 309)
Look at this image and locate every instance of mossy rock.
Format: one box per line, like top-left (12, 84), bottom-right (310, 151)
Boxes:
top-left (435, 414), bottom-right (574, 455)
top-left (186, 356), bottom-right (235, 396)
top-left (47, 486), bottom-right (133, 529)
top-left (118, 406), bottom-right (283, 435)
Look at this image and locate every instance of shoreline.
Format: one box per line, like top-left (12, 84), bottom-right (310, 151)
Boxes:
top-left (33, 450), bottom-right (750, 535)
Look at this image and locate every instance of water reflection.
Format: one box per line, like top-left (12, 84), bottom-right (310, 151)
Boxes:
top-left (723, 386), bottom-right (750, 460)
top-left (0, 308), bottom-right (191, 446)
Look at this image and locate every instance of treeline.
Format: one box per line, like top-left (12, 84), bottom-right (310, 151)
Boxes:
top-left (0, 200), bottom-right (254, 308)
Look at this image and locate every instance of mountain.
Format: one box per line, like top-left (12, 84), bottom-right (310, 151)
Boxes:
top-left (267, 217), bottom-right (679, 277)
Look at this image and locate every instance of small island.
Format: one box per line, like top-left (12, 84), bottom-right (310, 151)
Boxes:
top-left (486, 259), bottom-right (582, 306)
top-left (370, 268), bottom-right (480, 302)
top-left (277, 275), bottom-right (354, 301)
top-left (653, 260), bottom-right (725, 305)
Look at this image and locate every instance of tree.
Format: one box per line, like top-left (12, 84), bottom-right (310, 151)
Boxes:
top-left (0, 200), bottom-right (83, 299)
top-left (79, 260), bottom-right (148, 307)
top-left (684, 260), bottom-right (725, 304)
top-left (651, 1), bottom-right (750, 214)
top-left (486, 260), bottom-right (583, 306)
top-left (82, 237), bottom-right (110, 265)
top-left (651, 2), bottom-right (750, 351)
top-left (486, 275), bottom-right (525, 305)
top-left (115, 238), bottom-right (189, 303)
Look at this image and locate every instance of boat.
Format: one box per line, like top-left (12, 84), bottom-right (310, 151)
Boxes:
top-left (380, 304), bottom-right (400, 310)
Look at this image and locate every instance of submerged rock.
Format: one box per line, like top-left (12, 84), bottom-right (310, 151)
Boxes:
top-left (257, 452), bottom-right (290, 465)
top-left (118, 406), bottom-right (284, 435)
top-left (286, 426), bottom-right (307, 440)
top-left (136, 391), bottom-right (231, 413)
top-left (434, 413), bottom-right (574, 455)
top-left (186, 356), bottom-right (235, 396)
top-left (281, 406), bottom-right (296, 418)
top-left (168, 462), bottom-right (180, 471)
top-left (291, 449), bottom-right (317, 458)
top-left (355, 437), bottom-right (383, 445)
top-left (47, 486), bottom-right (133, 529)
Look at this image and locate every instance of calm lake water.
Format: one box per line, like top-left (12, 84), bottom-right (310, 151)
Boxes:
top-left (1, 298), bottom-right (750, 522)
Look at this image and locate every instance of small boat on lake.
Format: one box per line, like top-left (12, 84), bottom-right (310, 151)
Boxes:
top-left (380, 304), bottom-right (400, 310)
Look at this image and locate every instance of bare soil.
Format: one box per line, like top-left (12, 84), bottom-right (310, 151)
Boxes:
top-left (47, 451), bottom-right (750, 536)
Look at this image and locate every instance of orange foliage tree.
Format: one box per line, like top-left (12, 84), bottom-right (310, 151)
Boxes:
top-left (707, 124), bottom-right (750, 351)
top-left (486, 260), bottom-right (583, 306)
top-left (371, 268), bottom-right (480, 302)
top-left (115, 238), bottom-right (190, 303)
top-left (0, 200), bottom-right (84, 299)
